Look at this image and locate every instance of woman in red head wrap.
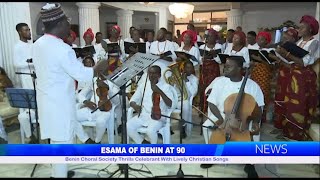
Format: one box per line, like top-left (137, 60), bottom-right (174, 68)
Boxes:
top-left (272, 15), bottom-right (319, 141)
top-left (103, 25), bottom-right (124, 75)
top-left (270, 28), bottom-right (300, 133)
top-left (83, 28), bottom-right (94, 46)
top-left (198, 28), bottom-right (222, 116)
top-left (224, 31), bottom-right (250, 68)
top-left (176, 30), bottom-right (201, 70)
top-left (64, 30), bottom-right (77, 47)
top-left (250, 31), bottom-right (274, 123)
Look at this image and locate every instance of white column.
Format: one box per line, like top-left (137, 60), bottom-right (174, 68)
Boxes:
top-left (158, 7), bottom-right (168, 29)
top-left (116, 9), bottom-right (133, 40)
top-left (226, 9), bottom-right (243, 30)
top-left (155, 12), bottom-right (159, 34)
top-left (0, 2), bottom-right (32, 87)
top-left (76, 2), bottom-right (101, 46)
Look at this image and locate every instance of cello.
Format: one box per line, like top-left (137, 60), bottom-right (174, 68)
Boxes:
top-left (209, 67), bottom-right (261, 144)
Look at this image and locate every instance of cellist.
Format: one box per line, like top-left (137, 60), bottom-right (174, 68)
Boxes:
top-left (201, 56), bottom-right (264, 178)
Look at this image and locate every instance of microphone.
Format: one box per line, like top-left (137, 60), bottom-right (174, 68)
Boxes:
top-left (26, 58), bottom-right (33, 63)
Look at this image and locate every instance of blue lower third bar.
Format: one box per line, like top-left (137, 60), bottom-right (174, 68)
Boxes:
top-left (0, 142), bottom-right (319, 156)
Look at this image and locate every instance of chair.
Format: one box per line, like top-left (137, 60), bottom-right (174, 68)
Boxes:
top-left (79, 103), bottom-right (119, 144)
top-left (127, 85), bottom-right (178, 144)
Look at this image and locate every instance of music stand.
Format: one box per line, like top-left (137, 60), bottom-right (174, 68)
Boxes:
top-left (97, 53), bottom-right (160, 178)
top-left (5, 87), bottom-right (40, 177)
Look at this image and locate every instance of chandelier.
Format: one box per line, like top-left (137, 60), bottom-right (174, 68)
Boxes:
top-left (139, 2), bottom-right (155, 6)
top-left (168, 3), bottom-right (194, 19)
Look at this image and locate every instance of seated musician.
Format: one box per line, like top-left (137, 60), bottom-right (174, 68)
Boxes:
top-left (76, 56), bottom-right (96, 93)
top-left (201, 56), bottom-right (264, 178)
top-left (172, 61), bottom-right (199, 138)
top-left (75, 67), bottom-right (119, 144)
top-left (127, 65), bottom-right (174, 144)
top-left (0, 67), bottom-right (14, 144)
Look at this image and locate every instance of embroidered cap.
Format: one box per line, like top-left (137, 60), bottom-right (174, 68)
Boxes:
top-left (40, 3), bottom-right (66, 23)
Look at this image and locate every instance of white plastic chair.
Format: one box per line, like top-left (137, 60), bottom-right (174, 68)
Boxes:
top-left (127, 85), bottom-right (178, 144)
top-left (79, 103), bottom-right (119, 144)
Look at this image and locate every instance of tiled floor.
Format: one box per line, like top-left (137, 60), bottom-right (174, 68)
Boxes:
top-left (1, 110), bottom-right (319, 178)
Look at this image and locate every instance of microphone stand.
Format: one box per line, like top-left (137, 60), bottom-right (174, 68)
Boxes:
top-left (16, 71), bottom-right (40, 177)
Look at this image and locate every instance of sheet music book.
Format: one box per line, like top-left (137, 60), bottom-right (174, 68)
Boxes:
top-left (281, 41), bottom-right (309, 58)
top-left (124, 42), bottom-right (146, 54)
top-left (199, 49), bottom-right (222, 57)
top-left (197, 41), bottom-right (205, 47)
top-left (100, 40), bottom-right (120, 54)
top-left (174, 51), bottom-right (199, 62)
top-left (72, 45), bottom-right (96, 58)
top-left (249, 49), bottom-right (276, 64)
top-left (151, 51), bottom-right (172, 57)
top-left (217, 54), bottom-right (245, 64)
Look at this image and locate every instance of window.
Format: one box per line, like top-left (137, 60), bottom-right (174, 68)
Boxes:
top-left (174, 11), bottom-right (228, 36)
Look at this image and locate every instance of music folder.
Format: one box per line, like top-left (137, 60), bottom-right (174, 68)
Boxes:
top-left (281, 41), bottom-right (309, 58)
top-left (100, 40), bottom-right (120, 54)
top-left (151, 51), bottom-right (172, 57)
top-left (197, 41), bottom-right (205, 47)
top-left (72, 45), bottom-right (96, 57)
top-left (124, 42), bottom-right (146, 54)
top-left (217, 54), bottom-right (246, 64)
top-left (174, 51), bottom-right (198, 63)
top-left (249, 49), bottom-right (276, 64)
top-left (199, 49), bottom-right (222, 58)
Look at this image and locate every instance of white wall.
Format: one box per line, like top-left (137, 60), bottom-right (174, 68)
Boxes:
top-left (133, 12), bottom-right (156, 31)
top-left (99, 7), bottom-right (117, 38)
top-left (241, 2), bottom-right (316, 33)
top-left (29, 2), bottom-right (79, 42)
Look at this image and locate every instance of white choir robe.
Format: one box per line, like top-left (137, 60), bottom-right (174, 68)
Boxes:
top-left (224, 46), bottom-right (250, 68)
top-left (127, 79), bottom-right (174, 144)
top-left (175, 74), bottom-right (199, 136)
top-left (146, 41), bottom-right (153, 54)
top-left (296, 38), bottom-right (319, 66)
top-left (94, 43), bottom-right (107, 62)
top-left (149, 40), bottom-right (177, 72)
top-left (199, 43), bottom-right (222, 65)
top-left (0, 117), bottom-right (7, 141)
top-left (247, 43), bottom-right (259, 50)
top-left (223, 42), bottom-right (233, 54)
top-left (103, 39), bottom-right (126, 63)
top-left (32, 34), bottom-right (93, 178)
top-left (32, 34), bottom-right (94, 142)
top-left (172, 41), bottom-right (180, 51)
top-left (203, 76), bottom-right (265, 144)
top-left (176, 46), bottom-right (201, 66)
top-left (76, 78), bottom-right (119, 143)
top-left (145, 40), bottom-right (177, 87)
top-left (13, 40), bottom-right (36, 138)
top-left (124, 37), bottom-right (144, 43)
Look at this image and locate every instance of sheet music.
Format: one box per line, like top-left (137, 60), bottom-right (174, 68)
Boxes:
top-left (105, 52), bottom-right (160, 87)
